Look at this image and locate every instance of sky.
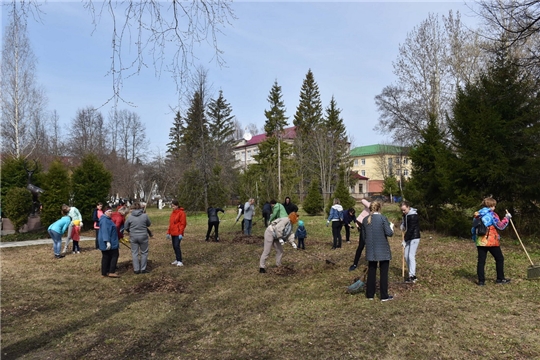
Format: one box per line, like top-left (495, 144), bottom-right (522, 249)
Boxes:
top-left (1, 1), bottom-right (480, 158)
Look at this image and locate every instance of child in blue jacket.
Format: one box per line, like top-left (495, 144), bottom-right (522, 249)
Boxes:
top-left (295, 220), bottom-right (307, 250)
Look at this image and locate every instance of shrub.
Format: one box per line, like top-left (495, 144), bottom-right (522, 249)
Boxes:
top-left (4, 187), bottom-right (33, 233)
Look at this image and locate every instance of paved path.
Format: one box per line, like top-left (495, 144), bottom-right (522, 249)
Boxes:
top-left (0, 236), bottom-right (95, 248)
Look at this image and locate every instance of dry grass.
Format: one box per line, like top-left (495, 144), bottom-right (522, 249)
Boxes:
top-left (1, 206), bottom-right (540, 359)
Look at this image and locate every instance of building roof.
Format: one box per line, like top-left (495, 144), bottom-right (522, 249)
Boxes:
top-left (350, 144), bottom-right (408, 157)
top-left (234, 126), bottom-right (296, 149)
top-left (351, 171), bottom-right (369, 180)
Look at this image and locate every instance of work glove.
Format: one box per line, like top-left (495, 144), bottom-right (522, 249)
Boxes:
top-left (505, 213), bottom-right (512, 219)
top-left (166, 234), bottom-right (171, 240)
top-left (106, 242), bottom-right (111, 250)
top-left (178, 235), bottom-right (183, 240)
top-left (400, 224), bottom-right (405, 231)
top-left (80, 222), bottom-right (83, 227)
top-left (401, 241), bottom-right (406, 248)
top-left (326, 221), bottom-right (330, 227)
top-left (279, 239), bottom-right (285, 245)
top-left (291, 242), bottom-right (297, 249)
top-left (390, 222), bottom-right (395, 232)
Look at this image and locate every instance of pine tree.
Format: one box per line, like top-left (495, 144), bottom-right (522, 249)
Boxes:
top-left (303, 178), bottom-right (324, 215)
top-left (4, 187), bottom-right (32, 233)
top-left (326, 172), bottom-right (355, 215)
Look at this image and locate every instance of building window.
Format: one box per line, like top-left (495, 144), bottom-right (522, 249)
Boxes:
top-left (397, 169), bottom-right (401, 176)
top-left (354, 159), bottom-right (358, 166)
top-left (248, 150), bottom-right (252, 159)
top-left (404, 169), bottom-right (409, 176)
top-left (361, 170), bottom-right (366, 176)
top-left (403, 157), bottom-right (408, 164)
top-left (361, 158), bottom-right (365, 165)
top-left (350, 186), bottom-right (355, 194)
top-left (359, 184), bottom-right (363, 193)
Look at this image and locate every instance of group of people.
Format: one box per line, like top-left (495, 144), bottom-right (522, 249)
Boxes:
top-left (48, 194), bottom-right (512, 298)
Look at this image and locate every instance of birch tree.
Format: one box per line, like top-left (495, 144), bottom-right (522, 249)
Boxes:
top-left (0, 3), bottom-right (47, 159)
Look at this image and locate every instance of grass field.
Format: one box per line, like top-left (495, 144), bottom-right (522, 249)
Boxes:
top-left (1, 205), bottom-right (540, 359)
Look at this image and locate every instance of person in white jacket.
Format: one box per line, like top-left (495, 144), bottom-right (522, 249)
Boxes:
top-left (63, 205), bottom-right (83, 254)
top-left (327, 198), bottom-right (344, 249)
top-left (259, 216), bottom-right (297, 273)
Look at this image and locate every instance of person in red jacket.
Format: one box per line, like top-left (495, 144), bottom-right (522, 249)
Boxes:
top-left (168, 200), bottom-right (187, 267)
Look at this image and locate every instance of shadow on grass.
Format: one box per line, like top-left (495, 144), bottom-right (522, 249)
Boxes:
top-left (2, 295), bottom-right (140, 360)
top-left (452, 268), bottom-right (477, 284)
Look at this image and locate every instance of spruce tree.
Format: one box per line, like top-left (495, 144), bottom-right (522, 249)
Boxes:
top-left (71, 154), bottom-right (112, 226)
top-left (303, 178), bottom-right (324, 215)
top-left (39, 159), bottom-right (71, 227)
top-left (326, 172), bottom-right (355, 214)
top-left (4, 187), bottom-right (32, 233)
top-left (293, 69), bottom-right (324, 200)
top-left (166, 111), bottom-right (184, 162)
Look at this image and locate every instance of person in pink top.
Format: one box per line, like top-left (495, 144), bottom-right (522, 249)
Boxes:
top-left (349, 199), bottom-right (370, 271)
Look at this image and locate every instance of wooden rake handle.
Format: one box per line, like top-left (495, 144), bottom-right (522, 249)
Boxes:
top-left (506, 209), bottom-right (534, 266)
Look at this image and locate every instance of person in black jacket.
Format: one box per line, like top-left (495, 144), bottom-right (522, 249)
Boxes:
top-left (282, 197), bottom-right (298, 215)
top-left (400, 201), bottom-right (421, 283)
top-left (342, 208), bottom-right (356, 243)
top-left (206, 206), bottom-right (225, 242)
top-left (262, 201), bottom-right (272, 228)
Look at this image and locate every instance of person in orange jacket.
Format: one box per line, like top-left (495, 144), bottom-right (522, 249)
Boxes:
top-left (168, 199), bottom-right (187, 267)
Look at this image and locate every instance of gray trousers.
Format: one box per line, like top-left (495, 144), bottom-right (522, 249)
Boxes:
top-left (63, 223), bottom-right (74, 252)
top-left (130, 236), bottom-right (149, 272)
top-left (259, 227), bottom-right (284, 269)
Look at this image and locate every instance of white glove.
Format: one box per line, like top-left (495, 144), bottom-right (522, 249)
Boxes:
top-left (80, 222), bottom-right (83, 227)
top-left (178, 235), bottom-right (183, 240)
top-left (279, 239), bottom-right (285, 245)
top-left (166, 234), bottom-right (171, 240)
top-left (505, 213), bottom-right (512, 219)
top-left (400, 224), bottom-right (405, 231)
top-left (401, 241), bottom-right (406, 248)
top-left (326, 221), bottom-right (330, 227)
top-left (106, 242), bottom-right (111, 250)
top-left (390, 222), bottom-right (395, 231)
top-left (291, 242), bottom-right (297, 249)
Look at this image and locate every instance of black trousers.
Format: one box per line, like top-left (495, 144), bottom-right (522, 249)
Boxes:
top-left (206, 221), bottom-right (220, 240)
top-left (352, 230), bottom-right (366, 266)
top-left (477, 246), bottom-right (505, 282)
top-left (101, 248), bottom-right (119, 276)
top-left (366, 260), bottom-right (390, 299)
top-left (331, 221), bottom-right (342, 248)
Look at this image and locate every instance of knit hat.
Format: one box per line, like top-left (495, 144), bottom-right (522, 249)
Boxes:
top-left (298, 220), bottom-right (304, 227)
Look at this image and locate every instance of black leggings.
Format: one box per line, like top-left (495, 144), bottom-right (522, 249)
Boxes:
top-left (352, 230), bottom-right (366, 266)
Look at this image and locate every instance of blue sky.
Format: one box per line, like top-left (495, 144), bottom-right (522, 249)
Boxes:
top-left (2, 1), bottom-right (478, 157)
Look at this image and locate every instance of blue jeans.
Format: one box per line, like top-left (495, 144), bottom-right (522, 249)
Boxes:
top-left (48, 229), bottom-right (62, 255)
top-left (172, 235), bottom-right (183, 262)
top-left (244, 219), bottom-right (252, 235)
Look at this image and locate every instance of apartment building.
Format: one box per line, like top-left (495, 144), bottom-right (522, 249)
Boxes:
top-left (349, 144), bottom-right (411, 196)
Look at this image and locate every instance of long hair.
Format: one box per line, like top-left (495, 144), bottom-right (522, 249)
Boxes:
top-left (367, 201), bottom-right (382, 225)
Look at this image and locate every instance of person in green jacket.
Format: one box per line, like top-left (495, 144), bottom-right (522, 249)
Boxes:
top-left (268, 199), bottom-right (288, 223)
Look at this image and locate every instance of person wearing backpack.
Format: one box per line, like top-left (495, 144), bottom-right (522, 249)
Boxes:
top-left (400, 201), bottom-right (421, 283)
top-left (472, 197), bottom-right (512, 286)
top-left (327, 198), bottom-right (344, 249)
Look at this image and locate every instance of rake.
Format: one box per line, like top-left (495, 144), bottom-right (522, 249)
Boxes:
top-left (506, 210), bottom-right (540, 280)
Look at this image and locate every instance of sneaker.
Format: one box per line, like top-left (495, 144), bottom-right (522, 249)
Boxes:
top-left (134, 270), bottom-right (141, 274)
top-left (76, 251), bottom-right (80, 254)
top-left (478, 281), bottom-right (485, 286)
top-left (73, 251), bottom-right (76, 254)
top-left (349, 264), bottom-right (357, 272)
top-left (366, 297), bottom-right (374, 301)
top-left (259, 267), bottom-right (266, 273)
top-left (54, 254), bottom-right (65, 259)
top-left (176, 261), bottom-right (184, 267)
top-left (108, 273), bottom-right (120, 278)
top-left (496, 278), bottom-right (511, 284)
top-left (141, 269), bottom-right (151, 274)
top-left (171, 260), bottom-right (178, 265)
top-left (381, 296), bottom-right (394, 302)
top-left (405, 276), bottom-right (412, 283)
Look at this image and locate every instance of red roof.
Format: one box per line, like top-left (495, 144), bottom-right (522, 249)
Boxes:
top-left (351, 171), bottom-right (369, 180)
top-left (235, 126), bottom-right (296, 148)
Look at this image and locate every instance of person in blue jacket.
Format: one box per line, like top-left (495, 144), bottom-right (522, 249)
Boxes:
top-left (295, 220), bottom-right (307, 249)
top-left (98, 207), bottom-right (121, 278)
top-left (48, 205), bottom-right (71, 258)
